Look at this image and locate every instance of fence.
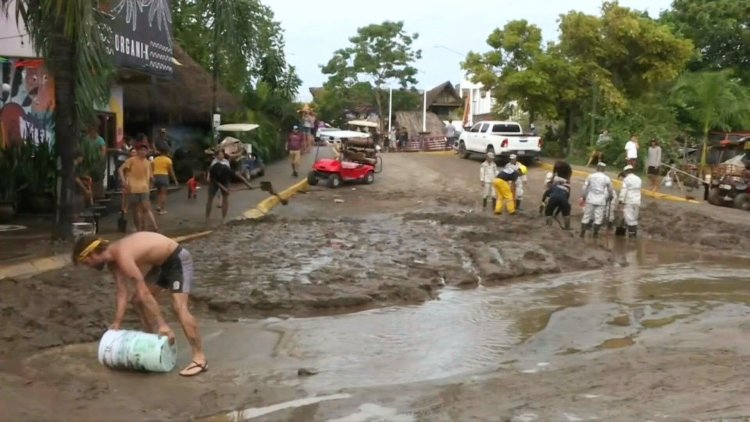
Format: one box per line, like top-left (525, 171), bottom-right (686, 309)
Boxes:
top-left (400, 136), bottom-right (451, 152)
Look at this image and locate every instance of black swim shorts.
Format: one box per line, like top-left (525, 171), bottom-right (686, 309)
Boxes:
top-left (147, 246), bottom-right (194, 293)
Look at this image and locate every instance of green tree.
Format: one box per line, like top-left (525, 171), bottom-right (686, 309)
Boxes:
top-left (558, 1), bottom-right (694, 109)
top-left (1, 0), bottom-right (112, 239)
top-left (320, 21), bottom-right (422, 127)
top-left (671, 70), bottom-right (750, 167)
top-left (243, 82), bottom-right (299, 161)
top-left (172, 0), bottom-right (299, 97)
top-left (313, 83), bottom-right (421, 125)
top-left (662, 0), bottom-right (750, 81)
top-left (464, 2), bottom-right (695, 156)
top-left (463, 20), bottom-right (553, 123)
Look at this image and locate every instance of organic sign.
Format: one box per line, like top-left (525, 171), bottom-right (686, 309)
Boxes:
top-left (105, 0), bottom-right (173, 76)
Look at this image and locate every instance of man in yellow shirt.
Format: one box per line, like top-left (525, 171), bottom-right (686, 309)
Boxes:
top-left (119, 143), bottom-right (159, 232)
top-left (152, 147), bottom-right (179, 215)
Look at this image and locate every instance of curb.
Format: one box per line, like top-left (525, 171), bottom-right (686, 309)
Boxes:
top-left (539, 163), bottom-right (701, 204)
top-left (241, 179), bottom-right (309, 219)
top-left (0, 231), bottom-right (216, 281)
top-left (416, 150), bottom-right (456, 156)
top-left (0, 180), bottom-right (310, 281)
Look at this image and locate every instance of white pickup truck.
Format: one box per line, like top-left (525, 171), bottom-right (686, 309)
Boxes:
top-left (457, 121), bottom-right (542, 162)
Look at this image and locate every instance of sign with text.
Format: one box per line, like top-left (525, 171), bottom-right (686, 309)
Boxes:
top-left (106, 0), bottom-right (173, 76)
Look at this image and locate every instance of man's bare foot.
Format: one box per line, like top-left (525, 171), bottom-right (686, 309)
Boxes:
top-left (179, 360), bottom-right (208, 377)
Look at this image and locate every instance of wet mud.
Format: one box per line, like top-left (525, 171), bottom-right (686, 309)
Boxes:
top-left (189, 211), bottom-right (613, 320)
top-left (3, 154), bottom-right (750, 421)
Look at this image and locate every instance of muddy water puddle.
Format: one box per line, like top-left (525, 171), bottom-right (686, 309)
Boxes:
top-left (262, 260), bottom-right (749, 389)
top-left (16, 237), bottom-right (750, 422)
top-left (26, 256), bottom-right (750, 388)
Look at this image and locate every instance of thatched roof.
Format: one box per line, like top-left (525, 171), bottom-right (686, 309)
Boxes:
top-left (426, 81), bottom-right (462, 108)
top-left (394, 111), bottom-right (445, 136)
top-left (119, 44), bottom-right (243, 124)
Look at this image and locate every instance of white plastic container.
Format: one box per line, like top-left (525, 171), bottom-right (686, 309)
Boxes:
top-left (98, 329), bottom-right (177, 373)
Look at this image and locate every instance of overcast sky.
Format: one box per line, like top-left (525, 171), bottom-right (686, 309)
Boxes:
top-left (268, 0), bottom-right (674, 101)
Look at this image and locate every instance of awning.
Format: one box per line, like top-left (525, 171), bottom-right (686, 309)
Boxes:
top-left (346, 119), bottom-right (378, 128)
top-left (217, 123), bottom-right (259, 132)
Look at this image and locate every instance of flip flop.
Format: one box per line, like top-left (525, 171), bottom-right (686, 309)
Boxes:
top-left (179, 360), bottom-right (208, 377)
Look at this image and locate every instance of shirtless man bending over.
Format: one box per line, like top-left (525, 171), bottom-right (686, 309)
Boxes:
top-left (73, 232), bottom-right (207, 376)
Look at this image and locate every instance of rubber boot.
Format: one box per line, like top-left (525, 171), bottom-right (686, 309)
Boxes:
top-left (628, 225), bottom-right (638, 238)
top-left (563, 216), bottom-right (571, 230)
top-left (592, 224), bottom-right (601, 238)
top-left (491, 198), bottom-right (497, 212)
top-left (483, 198), bottom-right (488, 210)
top-left (516, 199), bottom-right (522, 211)
top-left (579, 223), bottom-right (588, 238)
top-left (545, 216), bottom-right (553, 226)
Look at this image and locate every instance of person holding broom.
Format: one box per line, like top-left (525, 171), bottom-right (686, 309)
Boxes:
top-left (205, 149), bottom-right (253, 225)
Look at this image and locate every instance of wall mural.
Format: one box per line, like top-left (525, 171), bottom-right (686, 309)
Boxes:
top-left (0, 58), bottom-right (55, 146)
top-left (0, 58), bottom-right (124, 149)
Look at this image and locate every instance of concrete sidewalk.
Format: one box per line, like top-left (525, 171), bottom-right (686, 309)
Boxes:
top-left (0, 147), bottom-right (329, 279)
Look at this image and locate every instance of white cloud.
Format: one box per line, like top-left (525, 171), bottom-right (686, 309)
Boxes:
top-left (268, 0), bottom-right (673, 101)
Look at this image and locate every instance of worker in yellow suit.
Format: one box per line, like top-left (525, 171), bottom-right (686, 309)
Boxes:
top-left (493, 165), bottom-right (519, 215)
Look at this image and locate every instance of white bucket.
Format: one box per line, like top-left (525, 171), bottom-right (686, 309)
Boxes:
top-left (97, 329), bottom-right (177, 373)
top-left (72, 222), bottom-right (95, 239)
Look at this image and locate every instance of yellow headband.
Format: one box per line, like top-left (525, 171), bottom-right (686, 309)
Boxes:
top-left (78, 239), bottom-right (107, 261)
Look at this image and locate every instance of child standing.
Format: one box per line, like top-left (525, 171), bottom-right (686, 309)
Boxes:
top-left (480, 152), bottom-right (498, 210)
top-left (186, 173), bottom-right (199, 199)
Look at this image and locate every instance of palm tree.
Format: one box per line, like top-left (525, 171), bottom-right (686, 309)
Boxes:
top-left (671, 70), bottom-right (750, 168)
top-left (1, 0), bottom-right (112, 239)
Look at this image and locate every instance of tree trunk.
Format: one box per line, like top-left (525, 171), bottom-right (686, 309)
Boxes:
top-left (373, 87), bottom-right (384, 132)
top-left (49, 23), bottom-right (77, 240)
top-left (562, 108), bottom-right (573, 157)
top-left (210, 0), bottom-right (219, 143)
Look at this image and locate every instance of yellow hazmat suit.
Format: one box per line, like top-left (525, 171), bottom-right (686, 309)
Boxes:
top-left (493, 167), bottom-right (518, 215)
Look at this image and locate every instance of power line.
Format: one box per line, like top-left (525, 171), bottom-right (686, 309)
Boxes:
top-left (0, 33), bottom-right (28, 41)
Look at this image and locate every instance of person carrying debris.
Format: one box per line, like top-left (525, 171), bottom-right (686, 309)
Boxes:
top-left (580, 162), bottom-right (614, 238)
top-left (542, 176), bottom-right (572, 229)
top-left (493, 164), bottom-right (519, 215)
top-left (72, 232), bottom-right (208, 377)
top-left (619, 164), bottom-right (642, 237)
top-left (480, 152), bottom-right (498, 210)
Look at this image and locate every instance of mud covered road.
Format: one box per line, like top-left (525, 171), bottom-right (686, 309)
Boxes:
top-left (2, 152), bottom-right (750, 421)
